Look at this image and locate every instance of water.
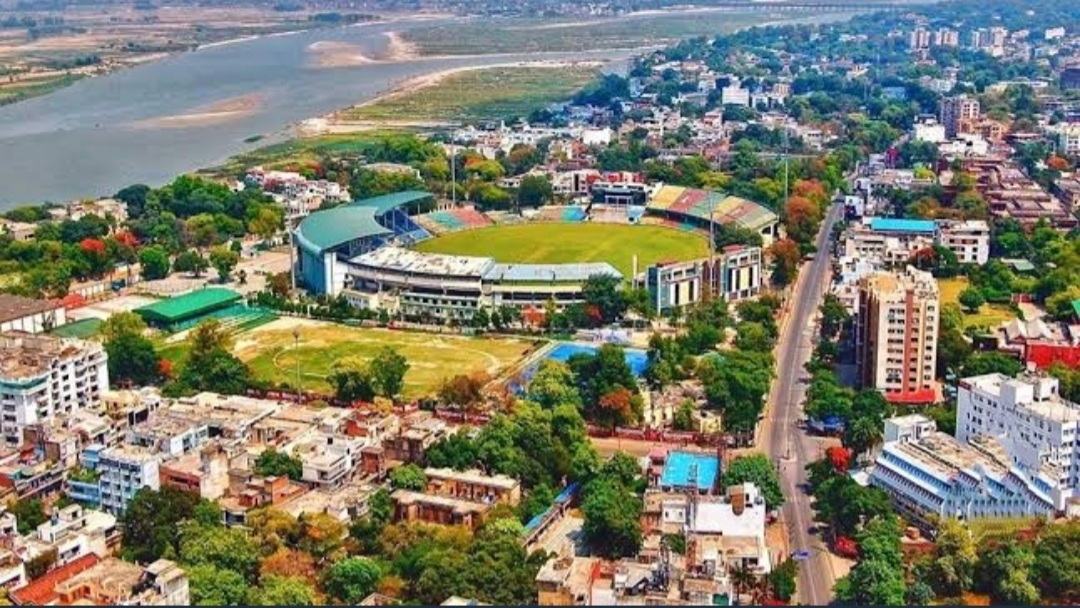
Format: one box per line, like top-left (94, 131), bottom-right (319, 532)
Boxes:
top-left (544, 342), bottom-right (650, 377)
top-left (0, 18), bottom-right (633, 206)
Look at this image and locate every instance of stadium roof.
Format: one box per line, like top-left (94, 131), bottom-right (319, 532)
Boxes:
top-left (349, 190), bottom-right (433, 215)
top-left (134, 288), bottom-right (241, 324)
top-left (350, 246), bottom-right (494, 278)
top-left (484, 263), bottom-right (622, 283)
top-left (869, 217), bottom-right (936, 234)
top-left (295, 205), bottom-right (392, 256)
top-left (646, 185), bottom-right (778, 232)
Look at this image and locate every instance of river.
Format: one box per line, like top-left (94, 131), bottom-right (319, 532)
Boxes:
top-left (0, 18), bottom-right (634, 206)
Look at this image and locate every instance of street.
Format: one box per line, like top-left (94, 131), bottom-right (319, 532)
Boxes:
top-left (762, 202), bottom-right (845, 605)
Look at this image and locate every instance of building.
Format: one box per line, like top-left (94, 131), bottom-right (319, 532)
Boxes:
top-left (96, 446), bottom-right (160, 515)
top-left (645, 246), bottom-right (763, 313)
top-left (867, 415), bottom-right (1058, 528)
top-left (936, 220), bottom-right (990, 264)
top-left (0, 295), bottom-right (66, 334)
top-left (855, 266), bottom-right (939, 404)
top-left (720, 83), bottom-right (750, 107)
top-left (295, 433), bottom-right (363, 489)
top-left (0, 334), bottom-right (108, 447)
top-left (957, 373), bottom-right (1080, 507)
top-left (939, 95), bottom-right (981, 138)
top-left (390, 489), bottom-right (491, 530)
top-left (646, 186), bottom-right (779, 246)
top-left (1061, 66), bottom-right (1080, 91)
top-left (9, 556), bottom-right (187, 606)
top-left (1051, 123), bottom-right (1080, 157)
top-left (423, 468), bottom-right (522, 506)
top-left (133, 288), bottom-right (243, 332)
top-left (913, 121), bottom-right (946, 144)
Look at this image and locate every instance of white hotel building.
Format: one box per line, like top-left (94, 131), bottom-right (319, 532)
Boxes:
top-left (868, 415), bottom-right (1059, 527)
top-left (957, 373), bottom-right (1080, 507)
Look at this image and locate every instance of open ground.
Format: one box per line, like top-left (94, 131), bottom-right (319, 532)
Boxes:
top-left (159, 317), bottom-right (538, 398)
top-left (414, 223), bottom-right (709, 278)
top-left (938, 276), bottom-right (1017, 331)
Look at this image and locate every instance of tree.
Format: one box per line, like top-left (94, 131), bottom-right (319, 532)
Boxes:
top-left (769, 238), bottom-right (801, 286)
top-left (673, 401), bottom-right (694, 431)
top-left (734, 322), bottom-right (773, 352)
top-left (1032, 520), bottom-right (1080, 603)
top-left (596, 388), bottom-right (637, 431)
top-left (975, 541), bottom-right (1039, 605)
top-left (175, 319), bottom-right (252, 395)
top-left (568, 344), bottom-right (639, 417)
top-left (819, 293), bottom-right (850, 338)
top-left (327, 358), bottom-right (377, 403)
top-left (961, 352), bottom-right (1023, 378)
top-left (296, 513), bottom-right (346, 566)
top-left (580, 274), bottom-right (628, 325)
top-left (120, 486), bottom-right (204, 564)
top-left (438, 372), bottom-right (489, 412)
top-left (179, 524), bottom-right (260, 581)
top-left (9, 498), bottom-right (46, 535)
top-left (767, 559), bottom-right (797, 603)
top-left (958, 287), bottom-right (985, 313)
top-left (927, 518), bottom-right (977, 597)
top-left (259, 549), bottom-right (317, 584)
top-left (525, 360), bottom-right (577, 409)
top-left (138, 245), bottom-right (171, 280)
top-left (253, 449), bottom-right (303, 481)
top-left (721, 454), bottom-right (784, 510)
top-left (247, 206), bottom-right (282, 241)
top-left (209, 246), bottom-right (240, 282)
top-left (323, 557), bottom-right (382, 604)
top-left (368, 347), bottom-right (409, 399)
top-left (174, 250), bottom-right (209, 277)
top-left (246, 508), bottom-right (301, 557)
top-left (246, 575), bottom-right (316, 606)
top-left (102, 312), bottom-right (161, 387)
top-left (390, 463), bottom-right (427, 491)
top-left (842, 415), bottom-right (884, 461)
top-left (517, 174), bottom-right (554, 207)
top-left (187, 564), bottom-right (248, 606)
top-left (837, 516), bottom-right (905, 605)
top-left (580, 477), bottom-right (642, 558)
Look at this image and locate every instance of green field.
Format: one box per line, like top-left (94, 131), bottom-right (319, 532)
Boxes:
top-left (414, 223), bottom-right (708, 277)
top-left (938, 277), bottom-right (1016, 331)
top-left (339, 66), bottom-right (601, 123)
top-left (228, 320), bottom-right (536, 398)
top-left (199, 130), bottom-right (407, 178)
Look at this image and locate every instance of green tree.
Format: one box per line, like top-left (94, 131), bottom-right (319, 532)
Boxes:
top-left (323, 557), bottom-right (382, 604)
top-left (527, 360), bottom-right (582, 409)
top-left (927, 518), bottom-right (977, 597)
top-left (102, 312), bottom-right (161, 387)
top-left (1032, 520), bottom-right (1080, 603)
top-left (837, 516), bottom-right (905, 605)
top-left (209, 246), bottom-right (240, 282)
top-left (246, 575), bottom-right (317, 606)
top-left (517, 174), bottom-right (554, 207)
top-left (767, 559), bottom-right (798, 602)
top-left (734, 321), bottom-right (773, 352)
top-left (120, 486), bottom-right (205, 564)
top-left (961, 352), bottom-right (1024, 378)
top-left (389, 463), bottom-right (427, 491)
top-left (368, 347), bottom-right (409, 399)
top-left (187, 564), bottom-right (248, 606)
top-left (179, 524), bottom-right (260, 581)
top-left (138, 245), bottom-right (171, 280)
top-left (253, 449), bottom-right (303, 481)
top-left (9, 498), bottom-right (46, 535)
top-left (581, 477), bottom-right (642, 558)
top-left (175, 319), bottom-right (252, 395)
top-left (174, 250), bottom-right (209, 277)
top-left (958, 287), bottom-right (986, 313)
top-left (975, 541), bottom-right (1039, 605)
top-left (673, 401), bottom-right (694, 431)
top-left (568, 344), bottom-right (639, 416)
top-left (326, 358), bottom-right (377, 403)
top-left (580, 274), bottom-right (628, 325)
top-left (721, 453), bottom-right (784, 510)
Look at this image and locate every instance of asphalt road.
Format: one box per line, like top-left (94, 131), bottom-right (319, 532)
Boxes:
top-left (762, 201), bottom-right (845, 606)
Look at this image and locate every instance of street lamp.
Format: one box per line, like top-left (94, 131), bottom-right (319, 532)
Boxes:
top-left (293, 328), bottom-right (301, 403)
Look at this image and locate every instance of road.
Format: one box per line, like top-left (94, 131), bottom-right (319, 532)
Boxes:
top-left (761, 201), bottom-right (845, 605)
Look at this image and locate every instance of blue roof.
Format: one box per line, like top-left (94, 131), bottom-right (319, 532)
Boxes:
top-left (660, 451), bottom-right (719, 492)
top-left (869, 218), bottom-right (936, 234)
top-left (349, 190), bottom-right (433, 215)
top-left (294, 206), bottom-right (391, 256)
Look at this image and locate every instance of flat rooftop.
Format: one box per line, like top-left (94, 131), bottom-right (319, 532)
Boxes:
top-left (351, 246), bottom-right (494, 278)
top-left (660, 451), bottom-right (719, 492)
top-left (424, 467), bottom-right (519, 490)
top-left (483, 262), bottom-right (622, 283)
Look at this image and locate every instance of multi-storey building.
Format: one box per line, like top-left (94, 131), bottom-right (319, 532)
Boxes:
top-left (939, 95), bottom-right (981, 138)
top-left (423, 468), bottom-right (522, 506)
top-left (0, 334), bottom-right (108, 447)
top-left (855, 266), bottom-right (939, 404)
top-left (936, 220), bottom-right (991, 264)
top-left (645, 246), bottom-right (763, 314)
top-left (843, 218), bottom-right (989, 267)
top-left (96, 446), bottom-right (160, 515)
top-left (868, 415), bottom-right (1058, 528)
top-left (957, 373), bottom-right (1080, 506)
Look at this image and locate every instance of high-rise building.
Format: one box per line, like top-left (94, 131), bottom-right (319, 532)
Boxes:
top-left (957, 373), bottom-right (1080, 506)
top-left (908, 28), bottom-right (930, 51)
top-left (855, 266), bottom-right (939, 403)
top-left (939, 95), bottom-right (981, 138)
top-left (645, 246), bottom-right (763, 313)
top-left (97, 446), bottom-right (160, 515)
top-left (0, 333), bottom-right (108, 447)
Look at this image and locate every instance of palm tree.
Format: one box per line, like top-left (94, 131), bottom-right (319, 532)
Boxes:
top-left (729, 561), bottom-right (757, 604)
top-left (843, 416), bottom-right (883, 461)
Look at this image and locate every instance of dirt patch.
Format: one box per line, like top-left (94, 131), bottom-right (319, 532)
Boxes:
top-left (134, 93), bottom-right (265, 128)
top-left (306, 40), bottom-right (377, 68)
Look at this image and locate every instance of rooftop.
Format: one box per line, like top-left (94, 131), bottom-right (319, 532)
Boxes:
top-left (0, 294), bottom-right (61, 324)
top-left (0, 333), bottom-right (100, 381)
top-left (424, 467), bottom-right (520, 490)
top-left (390, 489), bottom-right (491, 515)
top-left (484, 262), bottom-right (622, 283)
top-left (350, 246), bottom-right (494, 278)
top-left (9, 553), bottom-right (101, 605)
top-left (349, 190), bottom-right (433, 215)
top-left (869, 217), bottom-right (937, 234)
top-left (295, 205), bottom-right (391, 256)
top-left (659, 451), bottom-right (719, 492)
top-left (133, 288), bottom-right (241, 324)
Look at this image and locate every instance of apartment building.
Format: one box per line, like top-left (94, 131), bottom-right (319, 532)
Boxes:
top-left (423, 468), bottom-right (522, 507)
top-left (868, 415), bottom-right (1058, 528)
top-left (0, 334), bottom-right (108, 447)
top-left (645, 246), bottom-right (763, 314)
top-left (957, 373), bottom-right (1080, 507)
top-left (939, 95), bottom-right (981, 138)
top-left (96, 446), bottom-right (160, 516)
top-left (9, 556), bottom-right (188, 606)
top-left (855, 266), bottom-right (939, 404)
top-left (844, 218), bottom-right (989, 267)
top-left (295, 433), bottom-right (363, 490)
top-left (936, 220), bottom-right (990, 264)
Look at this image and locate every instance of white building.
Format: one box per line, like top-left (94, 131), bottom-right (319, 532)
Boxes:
top-left (688, 483), bottom-right (772, 574)
top-left (0, 334), bottom-right (108, 447)
top-left (957, 373), bottom-right (1080, 507)
top-left (913, 121), bottom-right (947, 144)
top-left (0, 294), bottom-right (67, 334)
top-left (937, 220), bottom-right (991, 264)
top-left (868, 415), bottom-right (1058, 527)
top-left (25, 504), bottom-right (117, 566)
top-left (1049, 124), bottom-right (1080, 157)
top-left (720, 84), bottom-right (751, 107)
top-left (97, 446), bottom-right (161, 515)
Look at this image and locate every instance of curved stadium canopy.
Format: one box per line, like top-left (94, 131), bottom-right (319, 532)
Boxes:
top-left (293, 191), bottom-right (433, 256)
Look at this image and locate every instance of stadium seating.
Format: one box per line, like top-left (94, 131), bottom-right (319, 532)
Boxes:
top-left (381, 208), bottom-right (432, 244)
top-left (416, 207), bottom-right (494, 235)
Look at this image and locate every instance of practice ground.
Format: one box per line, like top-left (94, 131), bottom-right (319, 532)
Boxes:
top-left (200, 317), bottom-right (537, 398)
top-left (938, 277), bottom-right (1016, 331)
top-left (413, 223), bottom-right (708, 278)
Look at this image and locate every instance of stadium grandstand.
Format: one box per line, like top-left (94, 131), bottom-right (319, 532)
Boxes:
top-left (415, 206), bottom-right (493, 235)
top-left (646, 185), bottom-right (779, 245)
top-left (293, 191), bottom-right (435, 295)
top-left (133, 288), bottom-right (274, 332)
top-left (342, 246), bottom-right (621, 323)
